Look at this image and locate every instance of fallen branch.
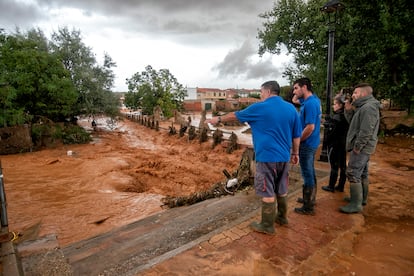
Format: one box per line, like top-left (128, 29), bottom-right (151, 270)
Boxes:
top-left (161, 148), bottom-right (254, 208)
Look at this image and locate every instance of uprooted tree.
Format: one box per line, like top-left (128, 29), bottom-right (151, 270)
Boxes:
top-left (161, 147), bottom-right (255, 208)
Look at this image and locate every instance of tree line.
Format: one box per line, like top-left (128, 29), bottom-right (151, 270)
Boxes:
top-left (0, 27), bottom-right (120, 128)
top-left (0, 27), bottom-right (188, 129)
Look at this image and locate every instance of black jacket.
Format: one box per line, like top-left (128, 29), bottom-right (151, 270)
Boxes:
top-left (326, 110), bottom-right (349, 149)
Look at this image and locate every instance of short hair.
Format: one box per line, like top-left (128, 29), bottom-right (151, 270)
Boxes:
top-left (261, 81), bottom-right (280, 95)
top-left (353, 83), bottom-right (373, 95)
top-left (293, 77), bottom-right (313, 92)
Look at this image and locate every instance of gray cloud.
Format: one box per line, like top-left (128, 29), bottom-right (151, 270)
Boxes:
top-left (0, 0), bottom-right (287, 90)
top-left (8, 0), bottom-right (273, 44)
top-left (1, 0), bottom-right (273, 47)
top-left (213, 40), bottom-right (282, 80)
top-left (0, 0), bottom-right (46, 31)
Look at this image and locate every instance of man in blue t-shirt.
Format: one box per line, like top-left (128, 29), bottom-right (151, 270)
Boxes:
top-left (206, 81), bottom-right (301, 234)
top-left (292, 77), bottom-right (321, 215)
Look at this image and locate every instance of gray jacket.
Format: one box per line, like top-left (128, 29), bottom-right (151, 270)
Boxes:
top-left (345, 95), bottom-right (381, 154)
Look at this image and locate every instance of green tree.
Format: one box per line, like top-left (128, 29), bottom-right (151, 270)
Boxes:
top-left (1, 27), bottom-right (121, 127)
top-left (258, 0), bottom-right (414, 112)
top-left (50, 27), bottom-right (119, 117)
top-left (250, 93), bottom-right (260, 99)
top-left (0, 28), bottom-right (77, 125)
top-left (280, 85), bottom-right (294, 102)
top-left (124, 90), bottom-right (142, 110)
top-left (126, 65), bottom-right (187, 117)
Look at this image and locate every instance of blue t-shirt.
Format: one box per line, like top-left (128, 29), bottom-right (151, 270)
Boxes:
top-left (235, 96), bottom-right (302, 162)
top-left (299, 94), bottom-right (321, 149)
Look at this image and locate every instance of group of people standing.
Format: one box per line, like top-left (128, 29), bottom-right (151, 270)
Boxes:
top-left (320, 83), bottom-right (380, 215)
top-left (206, 78), bottom-right (380, 235)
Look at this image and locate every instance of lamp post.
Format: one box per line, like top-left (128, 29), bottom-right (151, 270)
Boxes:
top-left (319, 0), bottom-right (344, 162)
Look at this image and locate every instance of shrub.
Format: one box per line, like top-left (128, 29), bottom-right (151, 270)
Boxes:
top-left (31, 122), bottom-right (91, 147)
top-left (62, 125), bottom-right (92, 144)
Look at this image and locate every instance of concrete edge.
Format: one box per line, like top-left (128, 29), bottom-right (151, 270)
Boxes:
top-left (129, 203), bottom-right (260, 275)
top-left (1, 237), bottom-right (23, 276)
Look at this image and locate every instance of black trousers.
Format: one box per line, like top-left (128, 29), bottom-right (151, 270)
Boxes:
top-left (328, 145), bottom-right (347, 188)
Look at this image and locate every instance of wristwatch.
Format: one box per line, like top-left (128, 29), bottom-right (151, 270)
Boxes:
top-left (218, 116), bottom-right (222, 123)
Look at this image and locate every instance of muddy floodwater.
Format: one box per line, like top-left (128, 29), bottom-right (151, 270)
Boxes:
top-left (1, 117), bottom-right (249, 246)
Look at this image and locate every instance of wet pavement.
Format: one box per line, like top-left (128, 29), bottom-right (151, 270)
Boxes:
top-left (1, 160), bottom-right (368, 275)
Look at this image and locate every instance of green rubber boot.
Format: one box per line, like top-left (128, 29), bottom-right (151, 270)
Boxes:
top-left (362, 178), bottom-right (369, 206)
top-left (339, 182), bottom-right (363, 213)
top-left (250, 201), bottom-right (275, 235)
top-left (275, 196), bottom-right (288, 225)
top-left (344, 178), bottom-right (369, 206)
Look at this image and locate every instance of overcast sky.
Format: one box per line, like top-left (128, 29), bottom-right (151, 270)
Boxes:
top-left (1, 0), bottom-right (293, 91)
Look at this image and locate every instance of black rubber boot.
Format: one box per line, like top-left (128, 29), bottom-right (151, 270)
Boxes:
top-left (275, 196), bottom-right (288, 225)
top-left (322, 185), bottom-right (335, 192)
top-left (312, 179), bottom-right (317, 205)
top-left (296, 185), bottom-right (305, 203)
top-left (335, 170), bottom-right (346, 192)
top-left (294, 186), bottom-right (315, 215)
top-left (334, 184), bottom-right (345, 192)
top-left (325, 167), bottom-right (338, 192)
top-left (250, 201), bottom-right (275, 234)
top-left (339, 182), bottom-right (363, 213)
top-left (362, 178), bottom-right (369, 206)
top-left (297, 193), bottom-right (318, 205)
top-left (298, 179), bottom-right (317, 205)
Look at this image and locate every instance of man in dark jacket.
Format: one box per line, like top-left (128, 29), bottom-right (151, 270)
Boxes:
top-left (340, 83), bottom-right (381, 213)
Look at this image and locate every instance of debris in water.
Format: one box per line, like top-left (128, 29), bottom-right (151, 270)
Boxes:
top-left (161, 148), bottom-right (254, 208)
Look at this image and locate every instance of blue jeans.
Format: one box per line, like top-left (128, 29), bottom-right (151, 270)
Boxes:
top-left (299, 144), bottom-right (317, 188)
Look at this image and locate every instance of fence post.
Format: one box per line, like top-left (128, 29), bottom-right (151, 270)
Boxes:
top-left (0, 160), bottom-right (8, 227)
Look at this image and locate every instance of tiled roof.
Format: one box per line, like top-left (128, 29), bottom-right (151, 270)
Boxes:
top-left (196, 88), bottom-right (223, 93)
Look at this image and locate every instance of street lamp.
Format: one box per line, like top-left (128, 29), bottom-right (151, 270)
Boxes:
top-left (319, 0), bottom-right (344, 162)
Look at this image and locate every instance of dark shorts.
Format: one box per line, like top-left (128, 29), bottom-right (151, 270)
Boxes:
top-left (254, 162), bottom-right (289, 198)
